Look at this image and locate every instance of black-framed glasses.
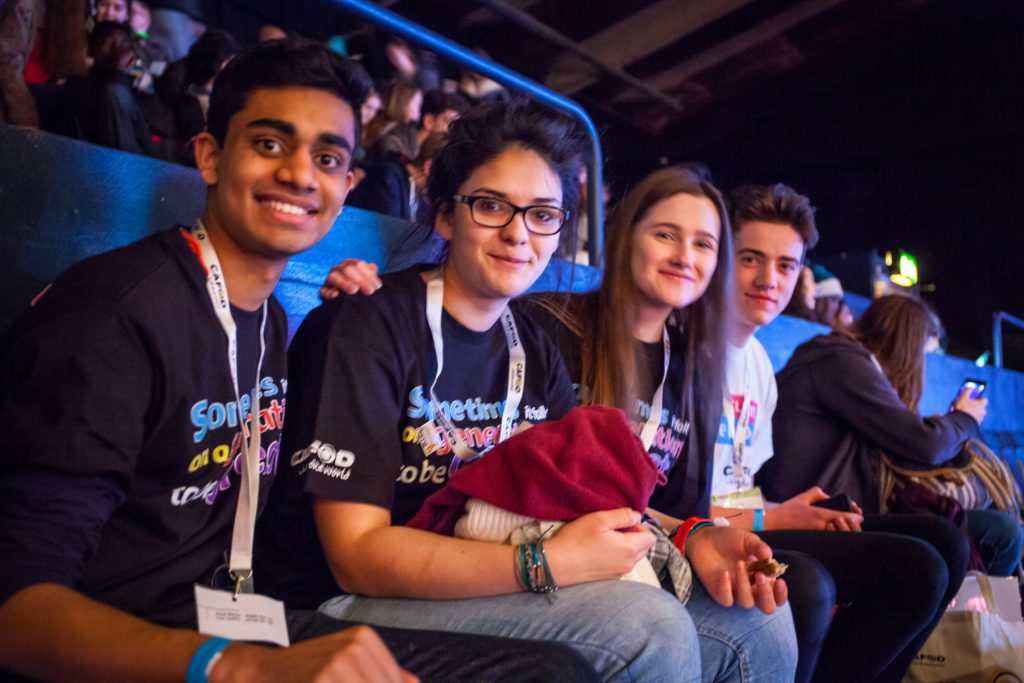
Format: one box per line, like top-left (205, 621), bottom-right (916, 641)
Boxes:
top-left (453, 194), bottom-right (569, 236)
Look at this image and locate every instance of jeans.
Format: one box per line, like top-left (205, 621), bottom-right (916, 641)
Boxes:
top-left (966, 508), bottom-right (1024, 576)
top-left (320, 578), bottom-right (797, 683)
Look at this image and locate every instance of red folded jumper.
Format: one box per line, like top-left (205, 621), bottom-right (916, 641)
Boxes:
top-left (407, 405), bottom-right (660, 535)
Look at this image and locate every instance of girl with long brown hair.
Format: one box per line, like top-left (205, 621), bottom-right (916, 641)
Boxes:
top-left (529, 166), bottom-right (733, 520)
top-left (764, 294), bottom-right (1023, 576)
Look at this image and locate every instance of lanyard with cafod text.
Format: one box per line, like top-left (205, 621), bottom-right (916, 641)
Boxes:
top-left (418, 268), bottom-right (524, 470)
top-left (638, 326), bottom-right (670, 453)
top-left (192, 221), bottom-right (267, 592)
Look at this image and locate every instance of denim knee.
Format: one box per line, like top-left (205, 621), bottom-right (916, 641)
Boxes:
top-left (687, 582), bottom-right (799, 683)
top-left (597, 581), bottom-right (702, 683)
top-left (968, 508), bottom-right (1024, 576)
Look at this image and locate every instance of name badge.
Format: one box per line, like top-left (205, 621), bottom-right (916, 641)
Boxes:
top-left (711, 486), bottom-right (766, 510)
top-left (195, 584), bottom-right (290, 647)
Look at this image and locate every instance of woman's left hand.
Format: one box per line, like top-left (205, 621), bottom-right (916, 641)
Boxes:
top-left (684, 526), bottom-right (787, 614)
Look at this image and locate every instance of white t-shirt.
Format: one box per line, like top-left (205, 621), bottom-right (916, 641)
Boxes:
top-left (710, 337), bottom-right (778, 497)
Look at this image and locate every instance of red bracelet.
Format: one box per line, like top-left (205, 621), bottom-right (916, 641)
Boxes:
top-left (672, 516), bottom-right (713, 556)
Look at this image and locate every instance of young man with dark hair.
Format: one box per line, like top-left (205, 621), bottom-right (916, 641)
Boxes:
top-left (710, 183), bottom-right (969, 683)
top-left (0, 38), bottom-right (593, 683)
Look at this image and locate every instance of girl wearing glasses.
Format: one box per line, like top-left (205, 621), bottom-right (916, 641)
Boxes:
top-left (302, 146), bottom-right (799, 678)
top-left (258, 100), bottom-right (706, 681)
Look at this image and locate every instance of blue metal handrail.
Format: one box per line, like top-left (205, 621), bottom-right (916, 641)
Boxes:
top-left (329, 0), bottom-right (605, 265)
top-left (993, 311), bottom-right (1024, 369)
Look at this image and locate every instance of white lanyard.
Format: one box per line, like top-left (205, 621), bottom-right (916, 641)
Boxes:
top-left (422, 268), bottom-right (525, 463)
top-left (192, 221), bottom-right (267, 591)
top-left (723, 347), bottom-right (753, 481)
top-left (638, 326), bottom-right (670, 452)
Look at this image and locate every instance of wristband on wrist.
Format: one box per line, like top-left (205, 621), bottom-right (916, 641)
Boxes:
top-left (672, 516), bottom-right (712, 556)
top-left (186, 637), bottom-right (233, 683)
top-left (752, 508), bottom-right (765, 532)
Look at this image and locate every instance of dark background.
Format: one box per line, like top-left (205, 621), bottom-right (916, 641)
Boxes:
top-left (603, 0), bottom-right (1024, 363)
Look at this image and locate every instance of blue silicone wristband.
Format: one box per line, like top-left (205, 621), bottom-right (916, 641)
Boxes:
top-left (752, 508), bottom-right (765, 532)
top-left (186, 637), bottom-right (233, 683)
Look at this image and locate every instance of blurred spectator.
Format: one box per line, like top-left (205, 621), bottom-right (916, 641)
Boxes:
top-left (146, 0), bottom-right (202, 61)
top-left (94, 0), bottom-right (129, 23)
top-left (348, 131), bottom-right (447, 222)
top-left (783, 265), bottom-right (818, 322)
top-left (458, 49), bottom-right (507, 103)
top-left (65, 20), bottom-right (159, 157)
top-left (361, 81), bottom-right (421, 151)
top-left (0, 0), bottom-right (44, 126)
top-left (812, 264), bottom-right (845, 327)
top-left (173, 27), bottom-right (238, 163)
top-left (360, 86), bottom-right (382, 128)
top-left (566, 163), bottom-right (610, 265)
top-left (24, 0), bottom-right (89, 84)
top-left (373, 89), bottom-right (468, 161)
top-left (834, 299), bottom-right (854, 330)
top-left (257, 24), bottom-right (286, 42)
top-left (128, 0), bottom-right (149, 35)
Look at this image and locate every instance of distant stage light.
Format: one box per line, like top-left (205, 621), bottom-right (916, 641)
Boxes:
top-left (886, 250), bottom-right (918, 288)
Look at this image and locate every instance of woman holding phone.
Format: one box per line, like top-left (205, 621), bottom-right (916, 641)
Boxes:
top-left (762, 294), bottom-right (1022, 577)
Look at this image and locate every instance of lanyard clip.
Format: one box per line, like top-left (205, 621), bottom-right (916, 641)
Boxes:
top-left (229, 569), bottom-right (253, 601)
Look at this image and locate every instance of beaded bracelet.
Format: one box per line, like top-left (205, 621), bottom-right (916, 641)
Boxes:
top-left (514, 540), bottom-right (558, 594)
top-left (672, 516), bottom-right (713, 556)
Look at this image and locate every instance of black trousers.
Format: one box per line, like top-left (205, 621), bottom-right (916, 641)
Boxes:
top-left (760, 513), bottom-right (968, 683)
top-left (288, 609), bottom-right (600, 683)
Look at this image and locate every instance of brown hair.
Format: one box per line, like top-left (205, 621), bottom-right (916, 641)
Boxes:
top-left (729, 183), bottom-right (819, 257)
top-left (361, 82), bottom-right (421, 149)
top-left (846, 294), bottom-right (941, 411)
top-left (42, 0), bottom-right (89, 79)
top-left (539, 167), bottom-right (732, 418)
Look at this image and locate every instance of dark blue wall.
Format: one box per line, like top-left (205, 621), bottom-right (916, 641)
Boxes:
top-left (3, 124), bottom-right (1022, 489)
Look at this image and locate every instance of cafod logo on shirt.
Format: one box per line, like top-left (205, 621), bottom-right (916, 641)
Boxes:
top-left (291, 439), bottom-right (356, 481)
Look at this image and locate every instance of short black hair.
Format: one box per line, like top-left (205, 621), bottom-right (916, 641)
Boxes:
top-left (207, 38), bottom-right (372, 149)
top-left (88, 20), bottom-right (134, 56)
top-left (184, 29), bottom-right (240, 87)
top-left (421, 90), bottom-right (470, 119)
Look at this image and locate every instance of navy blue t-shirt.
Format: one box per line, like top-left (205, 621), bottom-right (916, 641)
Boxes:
top-left (256, 268), bottom-right (576, 609)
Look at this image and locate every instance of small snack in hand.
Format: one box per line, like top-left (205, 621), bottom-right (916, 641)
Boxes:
top-left (748, 558), bottom-right (788, 579)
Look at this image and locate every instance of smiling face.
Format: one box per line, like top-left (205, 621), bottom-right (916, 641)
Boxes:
top-left (195, 86), bottom-right (356, 265)
top-left (630, 192), bottom-right (721, 318)
top-left (435, 145), bottom-right (562, 307)
top-left (732, 220), bottom-right (805, 333)
top-left (96, 0), bottom-right (129, 23)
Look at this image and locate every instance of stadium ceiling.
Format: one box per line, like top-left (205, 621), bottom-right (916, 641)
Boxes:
top-left (379, 0), bottom-right (933, 136)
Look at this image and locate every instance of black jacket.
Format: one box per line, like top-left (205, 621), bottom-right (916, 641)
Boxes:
top-left (348, 155), bottom-right (413, 221)
top-left (759, 333), bottom-right (979, 513)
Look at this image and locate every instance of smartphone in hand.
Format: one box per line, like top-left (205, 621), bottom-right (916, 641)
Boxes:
top-left (811, 494), bottom-right (854, 512)
top-left (950, 378), bottom-right (986, 411)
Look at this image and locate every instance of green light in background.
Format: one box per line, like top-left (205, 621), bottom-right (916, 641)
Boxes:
top-left (889, 250), bottom-right (918, 287)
